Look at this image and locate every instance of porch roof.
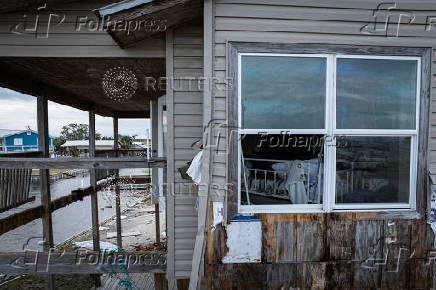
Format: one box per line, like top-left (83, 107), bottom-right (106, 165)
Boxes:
top-left (0, 0), bottom-right (168, 119)
top-left (95, 0), bottom-right (203, 48)
top-left (0, 57), bottom-right (165, 118)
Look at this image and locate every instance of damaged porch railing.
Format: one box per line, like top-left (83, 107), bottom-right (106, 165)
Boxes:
top-left (0, 156), bottom-right (166, 236)
top-left (94, 149), bottom-right (150, 181)
top-left (0, 151), bottom-right (40, 213)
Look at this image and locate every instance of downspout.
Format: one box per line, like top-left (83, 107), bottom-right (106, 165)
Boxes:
top-left (189, 0), bottom-right (213, 289)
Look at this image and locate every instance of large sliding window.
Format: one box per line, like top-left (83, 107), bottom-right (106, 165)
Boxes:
top-left (238, 53), bottom-right (420, 213)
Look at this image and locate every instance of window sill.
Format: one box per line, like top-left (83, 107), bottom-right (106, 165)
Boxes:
top-left (239, 208), bottom-right (423, 220)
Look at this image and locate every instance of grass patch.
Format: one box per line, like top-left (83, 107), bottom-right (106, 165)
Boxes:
top-left (141, 196), bottom-right (151, 205)
top-left (0, 274), bottom-right (95, 290)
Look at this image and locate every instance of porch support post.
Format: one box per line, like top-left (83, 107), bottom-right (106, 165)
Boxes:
top-left (37, 96), bottom-right (55, 290)
top-left (113, 117), bottom-right (122, 248)
top-left (151, 99), bottom-right (160, 243)
top-left (89, 110), bottom-right (101, 286)
top-left (189, 0), bottom-right (213, 288)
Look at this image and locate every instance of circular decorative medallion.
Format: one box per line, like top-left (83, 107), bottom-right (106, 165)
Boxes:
top-left (102, 66), bottom-right (138, 102)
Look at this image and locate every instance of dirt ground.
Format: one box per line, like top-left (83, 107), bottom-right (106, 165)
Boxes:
top-left (98, 202), bottom-right (166, 250)
top-left (0, 199), bottom-right (166, 289)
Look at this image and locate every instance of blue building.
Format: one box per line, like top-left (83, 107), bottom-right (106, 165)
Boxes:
top-left (0, 128), bottom-right (53, 152)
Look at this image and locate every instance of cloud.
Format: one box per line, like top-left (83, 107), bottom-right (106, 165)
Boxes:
top-left (0, 88), bottom-right (150, 137)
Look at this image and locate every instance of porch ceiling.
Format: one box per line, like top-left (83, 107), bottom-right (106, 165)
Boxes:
top-left (0, 57), bottom-right (165, 118)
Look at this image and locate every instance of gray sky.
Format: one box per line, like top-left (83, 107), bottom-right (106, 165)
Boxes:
top-left (0, 87), bottom-right (150, 138)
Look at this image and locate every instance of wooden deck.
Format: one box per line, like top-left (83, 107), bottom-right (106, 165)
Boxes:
top-left (97, 273), bottom-right (154, 290)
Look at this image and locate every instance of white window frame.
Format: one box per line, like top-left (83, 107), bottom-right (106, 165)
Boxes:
top-left (237, 53), bottom-right (420, 214)
top-left (13, 138), bottom-right (23, 146)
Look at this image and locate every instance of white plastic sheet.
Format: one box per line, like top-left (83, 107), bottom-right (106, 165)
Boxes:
top-left (187, 150), bottom-right (203, 184)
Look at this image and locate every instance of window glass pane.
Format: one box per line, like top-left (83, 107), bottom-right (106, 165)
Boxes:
top-left (336, 58), bottom-right (417, 129)
top-left (336, 136), bottom-right (411, 204)
top-left (240, 134), bottom-right (324, 205)
top-left (241, 56), bottom-right (326, 129)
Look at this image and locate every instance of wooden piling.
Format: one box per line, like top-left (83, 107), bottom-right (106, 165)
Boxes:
top-left (151, 99), bottom-right (161, 243)
top-left (89, 110), bottom-right (101, 287)
top-left (37, 96), bottom-right (55, 290)
top-left (114, 117), bottom-right (122, 249)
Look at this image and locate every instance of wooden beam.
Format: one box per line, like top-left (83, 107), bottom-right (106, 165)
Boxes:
top-left (189, 1), bottom-right (212, 288)
top-left (0, 252), bottom-right (166, 275)
top-left (0, 180), bottom-right (113, 236)
top-left (165, 27), bottom-right (176, 289)
top-left (88, 110), bottom-right (101, 287)
top-left (37, 96), bottom-right (54, 249)
top-left (150, 99), bottom-right (160, 244)
top-left (113, 117), bottom-right (122, 249)
top-left (0, 157), bottom-right (167, 169)
top-left (37, 96), bottom-right (55, 290)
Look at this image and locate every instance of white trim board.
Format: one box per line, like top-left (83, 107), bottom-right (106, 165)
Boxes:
top-left (237, 52), bottom-right (421, 213)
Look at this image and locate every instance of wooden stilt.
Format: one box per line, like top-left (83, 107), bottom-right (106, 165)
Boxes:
top-left (150, 99), bottom-right (160, 243)
top-left (89, 110), bottom-right (101, 287)
top-left (155, 203), bottom-right (160, 243)
top-left (113, 117), bottom-right (122, 249)
top-left (37, 96), bottom-right (55, 290)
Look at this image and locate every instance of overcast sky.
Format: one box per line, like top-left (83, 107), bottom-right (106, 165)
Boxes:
top-left (0, 87), bottom-right (150, 138)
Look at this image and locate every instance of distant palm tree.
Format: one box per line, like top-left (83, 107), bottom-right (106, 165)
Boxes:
top-left (118, 135), bottom-right (134, 149)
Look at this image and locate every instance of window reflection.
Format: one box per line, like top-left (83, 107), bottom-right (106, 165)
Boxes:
top-left (241, 56), bottom-right (326, 129)
top-left (336, 58), bottom-right (417, 130)
top-left (241, 134), bottom-right (324, 205)
top-left (336, 136), bottom-right (411, 204)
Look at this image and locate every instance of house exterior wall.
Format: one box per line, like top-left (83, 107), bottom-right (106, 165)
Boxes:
top-left (211, 0), bottom-right (436, 202)
top-left (166, 22), bottom-right (204, 280)
top-left (4, 131), bottom-right (52, 152)
top-left (205, 0), bottom-right (436, 288)
top-left (0, 1), bottom-right (164, 58)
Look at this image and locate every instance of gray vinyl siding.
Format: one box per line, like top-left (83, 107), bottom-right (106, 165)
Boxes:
top-left (210, 0), bottom-right (436, 202)
top-left (167, 23), bottom-right (203, 279)
top-left (0, 1), bottom-right (164, 58)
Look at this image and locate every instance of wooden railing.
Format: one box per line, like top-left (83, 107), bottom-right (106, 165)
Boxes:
top-left (95, 150), bottom-right (117, 181)
top-left (0, 151), bottom-right (41, 212)
top-left (94, 149), bottom-right (150, 181)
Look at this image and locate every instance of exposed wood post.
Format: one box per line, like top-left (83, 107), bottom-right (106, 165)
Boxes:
top-left (165, 27), bottom-right (177, 290)
top-left (189, 0), bottom-right (213, 288)
top-left (113, 117), bottom-right (122, 248)
top-left (151, 99), bottom-right (160, 243)
top-left (89, 110), bottom-right (100, 287)
top-left (37, 96), bottom-right (54, 290)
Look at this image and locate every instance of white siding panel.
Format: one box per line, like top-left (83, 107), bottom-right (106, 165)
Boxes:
top-left (172, 91), bottom-right (203, 103)
top-left (169, 22), bottom-right (203, 279)
top-left (175, 127), bottom-right (203, 138)
top-left (216, 0), bottom-right (436, 10)
top-left (174, 44), bottom-right (203, 57)
top-left (215, 4), bottom-right (433, 24)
